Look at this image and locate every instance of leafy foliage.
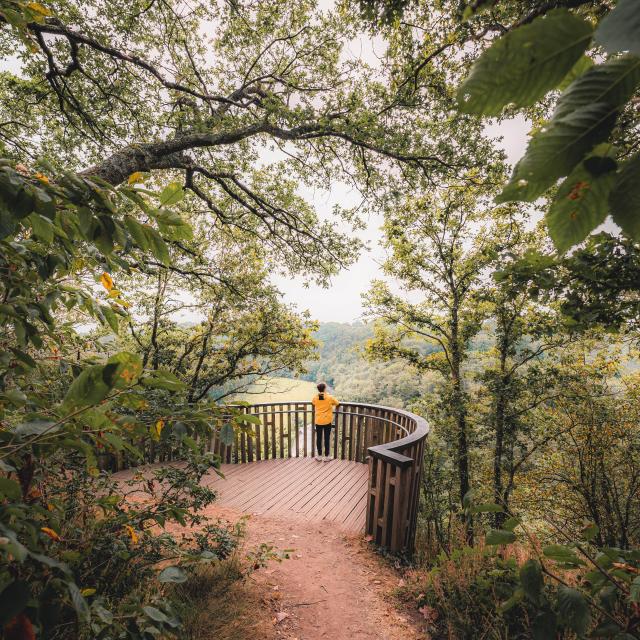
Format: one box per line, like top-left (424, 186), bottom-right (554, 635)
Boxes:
top-left (456, 2), bottom-right (640, 250)
top-left (457, 10), bottom-right (593, 116)
top-left (467, 492), bottom-right (640, 639)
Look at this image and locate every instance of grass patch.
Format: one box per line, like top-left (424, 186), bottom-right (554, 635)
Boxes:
top-left (172, 558), bottom-right (276, 640)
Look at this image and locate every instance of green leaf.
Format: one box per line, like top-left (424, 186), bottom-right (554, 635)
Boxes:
top-left (557, 55), bottom-right (594, 92)
top-left (595, 0), bottom-right (640, 55)
top-left (498, 102), bottom-right (618, 203)
top-left (0, 580), bottom-right (30, 625)
top-left (101, 305), bottom-right (119, 334)
top-left (0, 526), bottom-right (28, 562)
top-left (503, 516), bottom-right (521, 532)
top-left (13, 419), bottom-right (56, 437)
top-left (552, 55), bottom-right (640, 123)
top-left (159, 182), bottom-right (184, 206)
top-left (4, 389), bottom-right (27, 406)
top-left (581, 522), bottom-right (600, 542)
top-left (63, 365), bottom-right (111, 409)
top-left (102, 432), bottom-right (142, 460)
top-left (499, 55), bottom-right (640, 204)
top-left (499, 587), bottom-right (524, 613)
top-left (234, 413), bottom-right (262, 425)
top-left (10, 348), bottom-right (36, 368)
top-left (158, 565), bottom-right (188, 583)
top-left (543, 544), bottom-right (585, 566)
top-left (33, 187), bottom-right (55, 218)
top-left (105, 352), bottom-right (143, 388)
top-left (546, 147), bottom-right (617, 252)
top-left (519, 559), bottom-right (543, 603)
top-left (124, 217), bottom-right (150, 250)
top-left (142, 606), bottom-right (169, 623)
top-left (557, 586), bottom-right (590, 637)
top-left (0, 478), bottom-right (21, 500)
top-left (0, 460), bottom-right (16, 472)
top-left (27, 213), bottom-right (54, 244)
top-left (99, 431), bottom-right (124, 451)
top-left (457, 9), bottom-right (593, 115)
top-left (219, 423), bottom-right (235, 446)
top-left (144, 225), bottom-right (171, 266)
top-left (141, 368), bottom-right (185, 391)
top-left (68, 582), bottom-right (90, 624)
top-left (28, 551), bottom-right (71, 575)
top-left (532, 610), bottom-right (558, 640)
top-left (485, 529), bottom-right (516, 545)
top-left (631, 576), bottom-right (640, 603)
top-left (153, 208), bottom-right (185, 226)
top-left (609, 153), bottom-right (640, 239)
top-left (92, 603), bottom-right (113, 625)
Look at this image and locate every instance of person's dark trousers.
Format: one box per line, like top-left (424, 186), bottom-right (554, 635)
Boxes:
top-left (315, 424), bottom-right (332, 456)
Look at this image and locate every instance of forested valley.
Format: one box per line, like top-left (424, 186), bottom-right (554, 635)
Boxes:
top-left (1, 0), bottom-right (640, 638)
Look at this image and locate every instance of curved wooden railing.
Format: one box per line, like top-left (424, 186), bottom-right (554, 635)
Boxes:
top-left (206, 401), bottom-right (429, 554)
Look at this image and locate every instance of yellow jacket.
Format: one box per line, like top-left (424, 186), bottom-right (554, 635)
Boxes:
top-left (312, 393), bottom-right (339, 425)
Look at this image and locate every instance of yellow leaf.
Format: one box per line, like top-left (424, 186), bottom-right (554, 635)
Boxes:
top-left (153, 419), bottom-right (165, 440)
top-left (27, 2), bottom-right (53, 16)
top-left (100, 272), bottom-right (114, 291)
top-left (41, 527), bottom-right (61, 541)
top-left (34, 172), bottom-right (50, 184)
top-left (128, 171), bottom-right (145, 185)
top-left (80, 588), bottom-right (96, 597)
top-left (124, 524), bottom-right (139, 544)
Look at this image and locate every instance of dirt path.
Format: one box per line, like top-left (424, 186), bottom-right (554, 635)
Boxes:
top-left (204, 506), bottom-right (423, 640)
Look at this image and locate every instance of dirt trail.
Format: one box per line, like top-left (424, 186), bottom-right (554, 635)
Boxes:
top-left (205, 506), bottom-right (423, 640)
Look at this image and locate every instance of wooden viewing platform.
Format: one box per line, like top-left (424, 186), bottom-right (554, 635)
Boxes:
top-left (117, 401), bottom-right (429, 554)
top-left (203, 458), bottom-right (369, 533)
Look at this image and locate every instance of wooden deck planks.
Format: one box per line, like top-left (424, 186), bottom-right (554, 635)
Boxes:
top-left (204, 458), bottom-right (367, 533)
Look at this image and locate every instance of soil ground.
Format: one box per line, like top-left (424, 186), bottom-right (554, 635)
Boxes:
top-left (196, 505), bottom-right (424, 640)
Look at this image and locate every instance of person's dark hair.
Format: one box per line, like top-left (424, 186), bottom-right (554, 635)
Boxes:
top-left (317, 382), bottom-right (326, 400)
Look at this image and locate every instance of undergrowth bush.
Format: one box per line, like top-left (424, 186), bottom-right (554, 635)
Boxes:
top-left (399, 546), bottom-right (540, 640)
top-left (1, 445), bottom-right (246, 639)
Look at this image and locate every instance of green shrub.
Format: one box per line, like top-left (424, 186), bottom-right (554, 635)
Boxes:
top-left (400, 546), bottom-right (538, 640)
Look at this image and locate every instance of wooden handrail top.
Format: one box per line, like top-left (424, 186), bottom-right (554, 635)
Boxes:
top-left (362, 404), bottom-right (429, 468)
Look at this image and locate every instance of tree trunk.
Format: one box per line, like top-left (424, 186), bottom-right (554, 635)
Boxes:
top-left (493, 335), bottom-right (509, 528)
top-left (450, 302), bottom-right (473, 544)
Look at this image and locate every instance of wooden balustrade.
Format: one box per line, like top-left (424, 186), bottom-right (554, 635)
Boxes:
top-left (113, 400), bottom-right (428, 554)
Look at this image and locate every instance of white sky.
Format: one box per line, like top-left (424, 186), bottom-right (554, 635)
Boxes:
top-left (273, 115), bottom-right (532, 323)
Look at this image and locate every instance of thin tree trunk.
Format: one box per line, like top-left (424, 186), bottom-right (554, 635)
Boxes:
top-left (450, 302), bottom-right (473, 543)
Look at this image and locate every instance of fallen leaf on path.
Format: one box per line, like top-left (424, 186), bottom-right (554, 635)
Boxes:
top-left (275, 612), bottom-right (289, 624)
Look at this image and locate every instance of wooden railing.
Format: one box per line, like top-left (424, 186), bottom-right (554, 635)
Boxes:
top-left (206, 401), bottom-right (429, 555)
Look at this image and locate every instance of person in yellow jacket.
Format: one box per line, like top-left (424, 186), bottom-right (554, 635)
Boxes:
top-left (311, 382), bottom-right (339, 461)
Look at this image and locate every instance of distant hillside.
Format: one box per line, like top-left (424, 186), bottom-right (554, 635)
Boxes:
top-left (283, 322), bottom-right (438, 409)
top-left (299, 322), bottom-right (373, 387)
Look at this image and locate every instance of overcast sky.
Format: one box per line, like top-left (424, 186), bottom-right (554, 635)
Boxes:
top-left (272, 115), bottom-right (532, 324)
